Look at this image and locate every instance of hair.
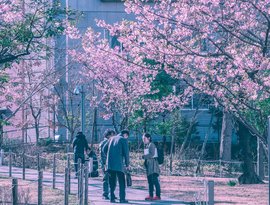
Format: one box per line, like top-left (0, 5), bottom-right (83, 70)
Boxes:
top-left (104, 129), bottom-right (116, 139)
top-left (143, 133), bottom-right (152, 142)
top-left (121, 129), bottom-right (130, 136)
top-left (76, 131), bottom-right (85, 139)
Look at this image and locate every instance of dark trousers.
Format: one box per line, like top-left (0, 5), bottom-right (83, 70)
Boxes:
top-left (147, 173), bottom-right (161, 197)
top-left (74, 153), bottom-right (85, 174)
top-left (102, 169), bottom-right (109, 197)
top-left (108, 170), bottom-right (126, 200)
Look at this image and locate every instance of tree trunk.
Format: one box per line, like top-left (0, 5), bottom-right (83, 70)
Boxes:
top-left (170, 111), bottom-right (178, 173)
top-left (143, 118), bottom-right (147, 133)
top-left (169, 132), bottom-right (175, 173)
top-left (35, 119), bottom-right (39, 145)
top-left (238, 122), bottom-right (263, 184)
top-left (120, 115), bottom-right (128, 131)
top-left (219, 111), bottom-right (233, 161)
top-left (111, 112), bottom-right (119, 133)
top-left (91, 107), bottom-right (97, 148)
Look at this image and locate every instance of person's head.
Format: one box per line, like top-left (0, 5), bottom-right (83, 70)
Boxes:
top-left (143, 133), bottom-right (152, 144)
top-left (121, 130), bottom-right (129, 139)
top-left (77, 131), bottom-right (83, 138)
top-left (104, 129), bottom-right (116, 139)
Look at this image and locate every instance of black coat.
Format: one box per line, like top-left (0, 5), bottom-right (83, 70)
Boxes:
top-left (72, 133), bottom-right (89, 155)
top-left (103, 134), bottom-right (129, 173)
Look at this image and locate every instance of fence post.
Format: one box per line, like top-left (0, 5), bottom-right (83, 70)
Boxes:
top-left (219, 160), bottom-right (222, 177)
top-left (84, 163), bottom-right (89, 205)
top-left (9, 149), bottom-right (12, 177)
top-left (53, 154), bottom-right (56, 189)
top-left (80, 163), bottom-right (84, 205)
top-left (22, 152), bottom-right (25, 180)
top-left (67, 154), bottom-right (71, 194)
top-left (257, 140), bottom-right (265, 180)
top-left (77, 159), bottom-right (83, 205)
top-left (64, 168), bottom-right (69, 205)
top-left (12, 178), bottom-right (18, 205)
top-left (77, 158), bottom-right (81, 197)
top-left (89, 158), bottom-right (93, 174)
top-left (207, 180), bottom-right (214, 205)
top-left (66, 144), bottom-right (70, 154)
top-left (38, 170), bottom-right (43, 205)
top-left (267, 116), bottom-right (270, 205)
top-left (0, 149), bottom-right (3, 166)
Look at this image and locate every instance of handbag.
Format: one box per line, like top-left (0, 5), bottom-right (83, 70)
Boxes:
top-left (126, 171), bottom-right (132, 187)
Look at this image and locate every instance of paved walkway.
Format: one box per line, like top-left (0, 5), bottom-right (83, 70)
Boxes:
top-left (0, 166), bottom-right (188, 205)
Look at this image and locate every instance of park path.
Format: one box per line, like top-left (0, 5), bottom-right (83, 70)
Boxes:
top-left (0, 166), bottom-right (188, 205)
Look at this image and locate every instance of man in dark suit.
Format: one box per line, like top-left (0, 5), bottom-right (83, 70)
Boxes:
top-left (103, 130), bottom-right (130, 203)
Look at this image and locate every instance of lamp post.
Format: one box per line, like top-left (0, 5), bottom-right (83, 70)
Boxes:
top-left (74, 85), bottom-right (85, 134)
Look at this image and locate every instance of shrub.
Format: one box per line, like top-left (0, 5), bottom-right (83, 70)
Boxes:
top-left (227, 180), bottom-right (237, 187)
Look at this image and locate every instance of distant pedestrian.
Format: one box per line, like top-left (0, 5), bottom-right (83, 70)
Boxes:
top-left (87, 148), bottom-right (99, 177)
top-left (72, 132), bottom-right (89, 177)
top-left (142, 133), bottom-right (161, 201)
top-left (103, 130), bottom-right (130, 203)
top-left (99, 129), bottom-right (116, 200)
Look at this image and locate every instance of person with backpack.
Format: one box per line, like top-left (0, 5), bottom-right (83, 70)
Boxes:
top-left (72, 132), bottom-right (90, 177)
top-left (142, 133), bottom-right (161, 201)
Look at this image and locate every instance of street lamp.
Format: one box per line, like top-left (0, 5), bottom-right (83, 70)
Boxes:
top-left (74, 85), bottom-right (85, 134)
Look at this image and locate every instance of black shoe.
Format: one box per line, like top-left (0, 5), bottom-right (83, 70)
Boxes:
top-left (109, 195), bottom-right (117, 199)
top-left (103, 196), bottom-right (110, 200)
top-left (120, 199), bottom-right (128, 203)
top-left (110, 199), bottom-right (116, 203)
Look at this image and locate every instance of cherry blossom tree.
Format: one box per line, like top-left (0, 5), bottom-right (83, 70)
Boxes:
top-left (0, 58), bottom-right (61, 145)
top-left (98, 0), bottom-right (269, 136)
top-left (0, 0), bottom-right (78, 145)
top-left (92, 0), bottom-right (270, 183)
top-left (49, 74), bottom-right (83, 142)
top-left (68, 0), bottom-right (270, 183)
top-left (0, 0), bottom-right (70, 67)
top-left (69, 27), bottom-right (192, 130)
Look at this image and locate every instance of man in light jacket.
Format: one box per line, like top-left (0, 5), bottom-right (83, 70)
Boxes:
top-left (103, 130), bottom-right (130, 203)
top-left (99, 129), bottom-right (116, 200)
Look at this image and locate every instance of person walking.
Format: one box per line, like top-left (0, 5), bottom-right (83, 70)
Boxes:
top-left (103, 130), bottom-right (130, 203)
top-left (142, 133), bottom-right (161, 201)
top-left (99, 129), bottom-right (116, 200)
top-left (72, 131), bottom-right (89, 177)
